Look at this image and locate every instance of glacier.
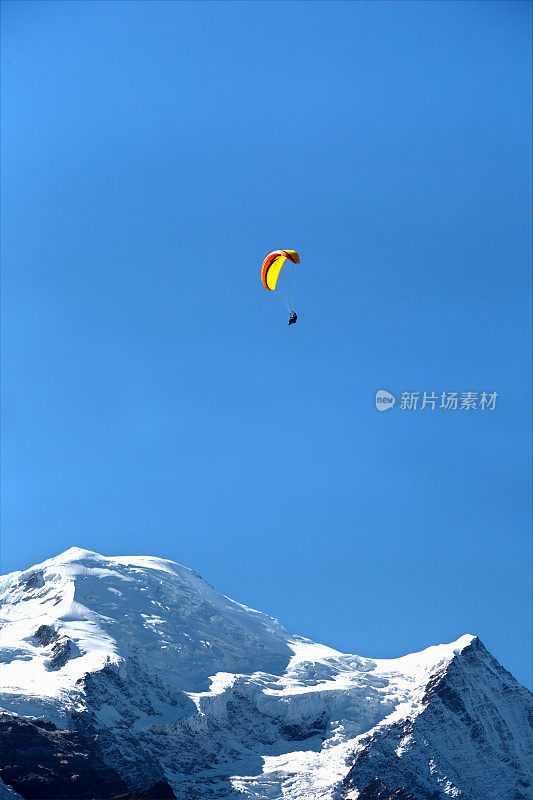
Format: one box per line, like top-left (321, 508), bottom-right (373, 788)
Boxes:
top-left (0, 547), bottom-right (531, 800)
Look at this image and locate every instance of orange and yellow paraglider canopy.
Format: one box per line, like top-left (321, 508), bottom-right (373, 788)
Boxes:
top-left (261, 250), bottom-right (300, 291)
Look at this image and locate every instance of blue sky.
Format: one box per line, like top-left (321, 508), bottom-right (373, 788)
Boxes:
top-left (1, 1), bottom-right (531, 687)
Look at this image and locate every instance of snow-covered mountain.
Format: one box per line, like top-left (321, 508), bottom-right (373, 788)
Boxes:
top-left (0, 548), bottom-right (531, 800)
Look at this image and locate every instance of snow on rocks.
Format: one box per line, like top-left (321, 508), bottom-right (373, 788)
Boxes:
top-left (0, 548), bottom-right (531, 800)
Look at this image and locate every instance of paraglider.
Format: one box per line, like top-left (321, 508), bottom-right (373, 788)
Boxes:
top-left (261, 250), bottom-right (300, 324)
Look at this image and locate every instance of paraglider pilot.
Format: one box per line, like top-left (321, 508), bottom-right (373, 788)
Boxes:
top-left (288, 312), bottom-right (297, 325)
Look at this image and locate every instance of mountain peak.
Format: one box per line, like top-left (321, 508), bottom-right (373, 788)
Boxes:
top-left (55, 546), bottom-right (103, 561)
top-left (1, 550), bottom-right (531, 800)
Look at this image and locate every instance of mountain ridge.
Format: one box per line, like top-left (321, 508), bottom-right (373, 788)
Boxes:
top-left (1, 548), bottom-right (531, 799)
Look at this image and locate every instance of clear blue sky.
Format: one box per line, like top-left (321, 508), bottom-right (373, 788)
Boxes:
top-left (1, 1), bottom-right (531, 688)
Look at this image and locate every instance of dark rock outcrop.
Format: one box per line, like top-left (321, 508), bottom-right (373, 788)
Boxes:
top-left (34, 625), bottom-right (56, 647)
top-left (33, 624), bottom-right (79, 671)
top-left (357, 777), bottom-right (419, 800)
top-left (22, 572), bottom-right (45, 592)
top-left (0, 714), bottom-right (129, 799)
top-left (109, 781), bottom-right (177, 800)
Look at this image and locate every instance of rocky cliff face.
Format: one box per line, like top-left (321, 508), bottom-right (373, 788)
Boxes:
top-left (1, 548), bottom-right (531, 800)
top-left (342, 637), bottom-right (533, 799)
